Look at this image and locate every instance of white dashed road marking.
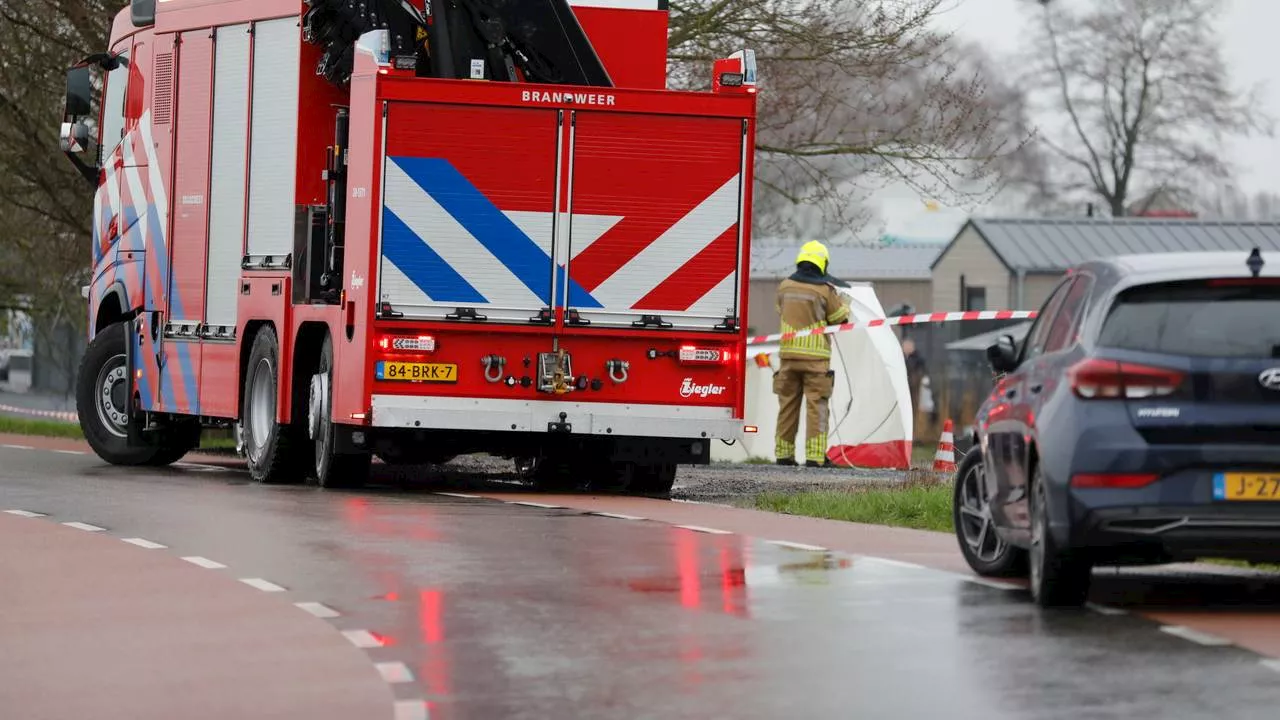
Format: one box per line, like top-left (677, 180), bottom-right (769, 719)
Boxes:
top-left (590, 512), bottom-right (646, 521)
top-left (1087, 603), bottom-right (1129, 616)
top-left (54, 450), bottom-right (85, 456)
top-left (1160, 625), bottom-right (1233, 646)
top-left (181, 556), bottom-right (227, 569)
top-left (63, 521), bottom-right (105, 532)
top-left (342, 630), bottom-right (385, 649)
top-left (394, 700), bottom-right (430, 720)
top-left (767, 540), bottom-right (828, 552)
top-left (375, 661), bottom-right (416, 684)
top-left (240, 578), bottom-right (287, 593)
top-left (509, 501), bottom-right (562, 509)
top-left (295, 601), bottom-right (341, 619)
top-left (674, 524), bottom-right (733, 535)
top-left (859, 556), bottom-right (926, 570)
top-left (4, 509), bottom-right (45, 518)
top-left (1, 444), bottom-right (34, 450)
top-left (122, 537), bottom-right (167, 549)
top-left (1261, 659), bottom-right (1280, 674)
top-left (436, 492), bottom-right (481, 499)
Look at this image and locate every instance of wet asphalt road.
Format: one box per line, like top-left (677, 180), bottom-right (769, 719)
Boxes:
top-left (4, 449), bottom-right (1280, 719)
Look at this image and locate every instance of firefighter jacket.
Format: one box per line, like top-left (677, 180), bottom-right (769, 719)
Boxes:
top-left (776, 266), bottom-right (851, 361)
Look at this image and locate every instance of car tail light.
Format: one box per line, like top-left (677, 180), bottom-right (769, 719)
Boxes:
top-left (1068, 358), bottom-right (1184, 399)
top-left (678, 346), bottom-right (729, 364)
top-left (1071, 473), bottom-right (1159, 489)
top-left (378, 335), bottom-right (436, 353)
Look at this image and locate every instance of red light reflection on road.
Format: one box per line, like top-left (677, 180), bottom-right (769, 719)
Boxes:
top-left (419, 588), bottom-right (453, 700)
top-left (676, 530), bottom-right (701, 609)
top-left (340, 497), bottom-right (440, 541)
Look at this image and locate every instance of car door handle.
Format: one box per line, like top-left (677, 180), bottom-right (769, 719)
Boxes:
top-left (1030, 383), bottom-right (1043, 394)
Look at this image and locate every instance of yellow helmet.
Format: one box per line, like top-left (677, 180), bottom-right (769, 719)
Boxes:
top-left (796, 240), bottom-right (830, 274)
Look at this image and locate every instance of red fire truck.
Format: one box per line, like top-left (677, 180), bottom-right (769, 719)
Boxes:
top-left (59, 0), bottom-right (757, 494)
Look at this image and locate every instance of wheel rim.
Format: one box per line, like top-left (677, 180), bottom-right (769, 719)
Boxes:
top-left (313, 373), bottom-right (331, 477)
top-left (95, 354), bottom-right (129, 438)
top-left (1030, 477), bottom-right (1045, 593)
top-left (247, 358), bottom-right (275, 462)
top-left (958, 459), bottom-right (1006, 563)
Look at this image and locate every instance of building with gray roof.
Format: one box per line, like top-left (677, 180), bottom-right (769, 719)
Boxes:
top-left (931, 217), bottom-right (1280, 312)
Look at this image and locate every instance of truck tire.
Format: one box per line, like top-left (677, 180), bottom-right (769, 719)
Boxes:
top-left (627, 462), bottom-right (677, 496)
top-left (144, 420), bottom-right (203, 467)
top-left (313, 334), bottom-right (370, 489)
top-left (241, 327), bottom-right (306, 484)
top-left (75, 321), bottom-right (161, 465)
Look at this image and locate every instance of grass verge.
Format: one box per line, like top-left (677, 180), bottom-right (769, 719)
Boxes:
top-left (755, 481), bottom-right (953, 533)
top-left (0, 414), bottom-right (237, 451)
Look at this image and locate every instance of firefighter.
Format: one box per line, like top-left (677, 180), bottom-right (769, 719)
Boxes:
top-left (773, 240), bottom-right (850, 467)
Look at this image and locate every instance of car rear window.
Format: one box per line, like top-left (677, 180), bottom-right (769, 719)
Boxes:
top-left (1097, 280), bottom-right (1280, 359)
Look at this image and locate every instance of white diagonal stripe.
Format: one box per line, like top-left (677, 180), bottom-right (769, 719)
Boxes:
top-left (122, 538), bottom-right (167, 549)
top-left (4, 509), bottom-right (45, 518)
top-left (589, 174), bottom-right (740, 309)
top-left (684, 272), bottom-right (737, 318)
top-left (182, 556), bottom-right (226, 569)
top-left (382, 159), bottom-right (546, 309)
top-left (341, 629), bottom-right (384, 648)
top-left (138, 112), bottom-right (170, 248)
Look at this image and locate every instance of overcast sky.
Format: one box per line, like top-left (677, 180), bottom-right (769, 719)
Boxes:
top-left (872, 0), bottom-right (1278, 241)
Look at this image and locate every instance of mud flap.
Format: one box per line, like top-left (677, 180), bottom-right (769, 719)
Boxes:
top-left (125, 315), bottom-right (144, 446)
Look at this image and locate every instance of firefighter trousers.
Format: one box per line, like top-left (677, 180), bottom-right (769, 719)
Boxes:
top-left (772, 358), bottom-right (835, 463)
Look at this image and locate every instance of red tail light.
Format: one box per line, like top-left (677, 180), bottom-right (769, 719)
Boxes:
top-left (679, 346), bottom-right (730, 364)
top-left (377, 335), bottom-right (436, 353)
top-left (1068, 358), bottom-right (1184, 399)
top-left (1071, 473), bottom-right (1159, 489)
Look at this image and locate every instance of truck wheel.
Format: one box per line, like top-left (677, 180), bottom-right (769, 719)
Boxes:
top-left (241, 327), bottom-right (306, 484)
top-left (517, 453), bottom-right (581, 491)
top-left (75, 321), bottom-right (159, 465)
top-left (145, 420), bottom-right (203, 467)
top-left (627, 463), bottom-right (677, 496)
top-left (312, 334), bottom-right (370, 489)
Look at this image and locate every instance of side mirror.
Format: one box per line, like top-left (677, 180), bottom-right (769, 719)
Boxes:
top-left (131, 0), bottom-right (156, 27)
top-left (65, 66), bottom-right (93, 118)
top-left (60, 121), bottom-right (90, 153)
top-left (986, 334), bottom-right (1019, 373)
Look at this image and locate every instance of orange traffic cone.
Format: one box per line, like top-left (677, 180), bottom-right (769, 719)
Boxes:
top-left (932, 419), bottom-right (957, 473)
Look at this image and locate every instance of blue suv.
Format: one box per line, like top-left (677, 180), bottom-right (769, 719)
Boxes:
top-left (953, 249), bottom-right (1280, 606)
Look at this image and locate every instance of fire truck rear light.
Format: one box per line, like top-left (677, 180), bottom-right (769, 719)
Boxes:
top-left (350, 413), bottom-right (367, 420)
top-left (744, 425), bottom-right (758, 434)
top-left (378, 335), bottom-right (436, 353)
top-left (678, 346), bottom-right (725, 363)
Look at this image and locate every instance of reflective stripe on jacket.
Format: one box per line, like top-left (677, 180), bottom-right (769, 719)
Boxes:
top-left (776, 276), bottom-right (850, 360)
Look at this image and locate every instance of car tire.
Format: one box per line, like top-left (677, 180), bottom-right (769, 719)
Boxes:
top-left (241, 327), bottom-right (306, 485)
top-left (953, 449), bottom-right (1027, 577)
top-left (1029, 464), bottom-right (1092, 607)
top-left (75, 321), bottom-right (160, 466)
top-left (313, 334), bottom-right (370, 489)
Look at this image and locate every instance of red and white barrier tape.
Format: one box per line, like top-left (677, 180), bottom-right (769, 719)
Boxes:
top-left (0, 405), bottom-right (78, 423)
top-left (746, 310), bottom-right (1038, 346)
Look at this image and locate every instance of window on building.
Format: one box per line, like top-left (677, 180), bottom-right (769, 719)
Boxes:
top-left (963, 286), bottom-right (987, 311)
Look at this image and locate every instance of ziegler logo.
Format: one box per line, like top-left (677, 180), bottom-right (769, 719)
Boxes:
top-left (1260, 367), bottom-right (1280, 391)
top-left (680, 378), bottom-right (726, 399)
top-left (521, 90), bottom-right (617, 106)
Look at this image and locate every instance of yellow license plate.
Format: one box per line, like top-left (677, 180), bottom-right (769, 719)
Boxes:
top-left (1213, 473), bottom-right (1280, 501)
top-left (375, 361), bottom-right (457, 383)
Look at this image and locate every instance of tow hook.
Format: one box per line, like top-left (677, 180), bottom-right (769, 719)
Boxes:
top-left (606, 359), bottom-right (629, 384)
top-left (481, 355), bottom-right (506, 383)
top-left (537, 349), bottom-right (574, 394)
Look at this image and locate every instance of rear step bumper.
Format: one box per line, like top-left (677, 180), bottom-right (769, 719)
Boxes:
top-left (370, 395), bottom-right (741, 439)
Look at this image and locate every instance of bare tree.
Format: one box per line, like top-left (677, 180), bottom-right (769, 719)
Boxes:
top-left (1020, 0), bottom-right (1271, 217)
top-left (669, 0), bottom-right (1034, 239)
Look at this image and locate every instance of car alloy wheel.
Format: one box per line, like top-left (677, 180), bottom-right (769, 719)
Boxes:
top-left (958, 456), bottom-right (1006, 564)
